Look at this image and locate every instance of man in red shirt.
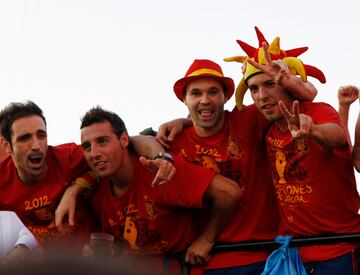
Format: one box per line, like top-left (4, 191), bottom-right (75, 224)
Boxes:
top-left (157, 59), bottom-right (279, 274)
top-left (60, 106), bottom-right (242, 274)
top-left (0, 101), bottom-right (95, 253)
top-left (153, 52), bottom-right (318, 274)
top-left (237, 29), bottom-right (360, 274)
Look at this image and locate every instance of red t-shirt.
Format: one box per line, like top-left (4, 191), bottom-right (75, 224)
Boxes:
top-left (91, 154), bottom-right (215, 254)
top-left (266, 102), bottom-right (360, 262)
top-left (169, 104), bottom-right (280, 269)
top-left (0, 143), bottom-right (96, 251)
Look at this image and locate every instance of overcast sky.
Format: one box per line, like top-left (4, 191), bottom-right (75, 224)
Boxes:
top-left (1, 1), bottom-right (359, 151)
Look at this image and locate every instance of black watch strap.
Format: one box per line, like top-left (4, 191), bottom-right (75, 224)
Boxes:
top-left (153, 152), bottom-right (174, 164)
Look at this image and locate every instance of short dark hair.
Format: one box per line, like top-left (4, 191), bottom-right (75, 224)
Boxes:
top-left (80, 106), bottom-right (127, 138)
top-left (0, 101), bottom-right (46, 146)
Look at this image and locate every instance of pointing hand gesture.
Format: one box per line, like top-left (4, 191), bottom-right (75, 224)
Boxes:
top-left (139, 156), bottom-right (176, 186)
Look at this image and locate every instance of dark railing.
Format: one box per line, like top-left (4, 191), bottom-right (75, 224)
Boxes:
top-left (212, 232), bottom-right (360, 253)
top-left (181, 233), bottom-right (360, 275)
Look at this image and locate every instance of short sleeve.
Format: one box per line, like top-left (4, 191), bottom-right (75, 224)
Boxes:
top-left (154, 154), bottom-right (216, 208)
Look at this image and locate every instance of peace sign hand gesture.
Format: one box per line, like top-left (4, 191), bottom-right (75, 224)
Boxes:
top-left (279, 100), bottom-right (313, 139)
top-left (247, 42), bottom-right (290, 85)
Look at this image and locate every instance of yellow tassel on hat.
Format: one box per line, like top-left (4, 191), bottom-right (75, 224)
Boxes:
top-left (223, 56), bottom-right (249, 110)
top-left (283, 57), bottom-right (307, 82)
top-left (235, 78), bottom-right (247, 110)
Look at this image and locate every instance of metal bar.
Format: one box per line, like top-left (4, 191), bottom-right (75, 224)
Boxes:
top-left (178, 233), bottom-right (360, 275)
top-left (212, 233), bottom-right (360, 253)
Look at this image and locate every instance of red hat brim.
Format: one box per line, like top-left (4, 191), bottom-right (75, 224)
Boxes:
top-left (173, 74), bottom-right (235, 102)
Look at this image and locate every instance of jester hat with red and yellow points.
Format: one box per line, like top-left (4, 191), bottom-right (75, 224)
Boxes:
top-left (224, 27), bottom-right (326, 110)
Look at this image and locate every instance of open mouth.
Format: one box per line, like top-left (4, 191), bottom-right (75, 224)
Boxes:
top-left (28, 153), bottom-right (43, 167)
top-left (199, 109), bottom-right (214, 119)
top-left (94, 161), bottom-right (106, 169)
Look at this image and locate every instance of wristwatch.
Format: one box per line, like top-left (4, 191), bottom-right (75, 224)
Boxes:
top-left (153, 152), bottom-right (174, 164)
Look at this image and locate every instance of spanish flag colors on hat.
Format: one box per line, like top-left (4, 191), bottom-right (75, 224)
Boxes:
top-left (173, 59), bottom-right (235, 101)
top-left (224, 27), bottom-right (326, 110)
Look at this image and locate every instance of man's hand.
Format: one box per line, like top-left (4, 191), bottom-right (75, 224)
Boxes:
top-left (55, 184), bottom-right (82, 229)
top-left (279, 100), bottom-right (313, 139)
top-left (185, 235), bottom-right (213, 265)
top-left (338, 85), bottom-right (359, 107)
top-left (5, 244), bottom-right (30, 264)
top-left (156, 118), bottom-right (192, 148)
top-left (139, 156), bottom-right (176, 186)
top-left (247, 42), bottom-right (291, 86)
top-left (247, 42), bottom-right (317, 101)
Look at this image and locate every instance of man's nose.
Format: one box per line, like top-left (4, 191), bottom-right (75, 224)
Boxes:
top-left (31, 138), bottom-right (41, 150)
top-left (258, 87), bottom-right (269, 100)
top-left (89, 144), bottom-right (101, 159)
top-left (200, 93), bottom-right (211, 104)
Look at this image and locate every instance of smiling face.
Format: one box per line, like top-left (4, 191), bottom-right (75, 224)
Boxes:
top-left (184, 77), bottom-right (227, 137)
top-left (80, 121), bottom-right (128, 179)
top-left (247, 73), bottom-right (292, 122)
top-left (10, 115), bottom-right (48, 184)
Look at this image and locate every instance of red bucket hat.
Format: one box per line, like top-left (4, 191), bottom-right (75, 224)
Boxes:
top-left (173, 59), bottom-right (235, 101)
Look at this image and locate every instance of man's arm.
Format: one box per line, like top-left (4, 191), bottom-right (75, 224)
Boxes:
top-left (185, 174), bottom-right (242, 265)
top-left (279, 100), bottom-right (347, 147)
top-left (338, 85), bottom-right (359, 128)
top-left (353, 111), bottom-right (360, 172)
top-left (130, 135), bottom-right (165, 159)
top-left (131, 135), bottom-right (177, 186)
top-left (55, 183), bottom-right (83, 228)
top-left (247, 42), bottom-right (318, 101)
top-left (6, 228), bottom-right (37, 263)
top-left (279, 73), bottom-right (317, 101)
top-left (55, 171), bottom-right (98, 228)
top-left (308, 123), bottom-right (347, 147)
top-left (337, 85), bottom-right (359, 146)
top-left (15, 227), bottom-right (37, 250)
top-left (156, 118), bottom-right (193, 148)
top-left (4, 213), bottom-right (37, 264)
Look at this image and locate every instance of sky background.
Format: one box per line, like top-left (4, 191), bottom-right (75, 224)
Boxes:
top-left (1, 0), bottom-right (360, 182)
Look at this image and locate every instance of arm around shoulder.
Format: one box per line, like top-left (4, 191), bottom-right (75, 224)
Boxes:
top-left (130, 135), bottom-right (165, 159)
top-left (156, 118), bottom-right (193, 148)
top-left (281, 75), bottom-right (318, 101)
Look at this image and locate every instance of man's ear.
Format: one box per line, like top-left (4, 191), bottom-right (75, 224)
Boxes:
top-left (182, 94), bottom-right (188, 105)
top-left (0, 137), bottom-right (11, 161)
top-left (182, 90), bottom-right (188, 105)
top-left (120, 132), bottom-right (129, 148)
